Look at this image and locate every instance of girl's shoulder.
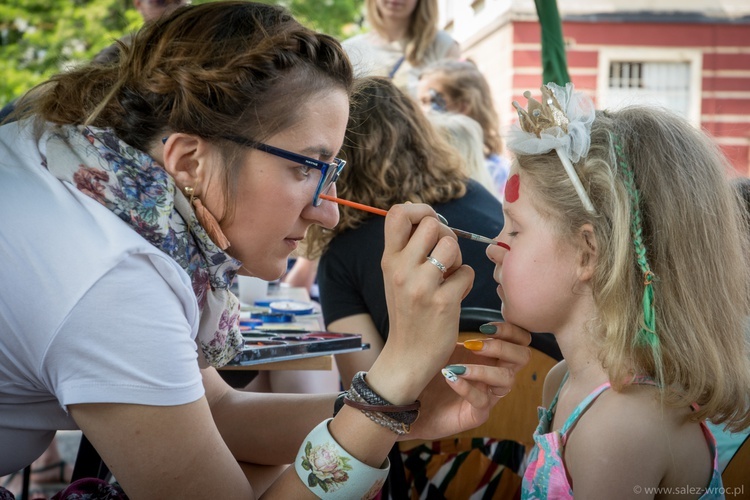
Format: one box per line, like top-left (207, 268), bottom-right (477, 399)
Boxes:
top-left (564, 382), bottom-right (714, 494)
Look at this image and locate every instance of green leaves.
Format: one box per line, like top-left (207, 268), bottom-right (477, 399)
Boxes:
top-left (1, 0), bottom-right (137, 105)
top-left (0, 0), bottom-right (364, 108)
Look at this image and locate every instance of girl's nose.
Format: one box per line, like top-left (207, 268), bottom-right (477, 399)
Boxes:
top-left (486, 237), bottom-right (507, 263)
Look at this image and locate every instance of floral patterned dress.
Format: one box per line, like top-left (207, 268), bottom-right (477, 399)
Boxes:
top-left (522, 374), bottom-right (724, 499)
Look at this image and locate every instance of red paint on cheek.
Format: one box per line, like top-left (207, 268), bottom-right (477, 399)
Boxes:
top-left (505, 174), bottom-right (520, 203)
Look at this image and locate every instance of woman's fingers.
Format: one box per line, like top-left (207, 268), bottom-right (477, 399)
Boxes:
top-left (442, 362), bottom-right (517, 403)
top-left (384, 203), bottom-right (458, 256)
top-left (439, 322), bottom-right (532, 405)
top-left (383, 203), bottom-right (440, 252)
top-left (462, 321), bottom-right (531, 361)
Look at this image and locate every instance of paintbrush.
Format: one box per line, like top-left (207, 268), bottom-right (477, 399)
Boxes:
top-left (319, 194), bottom-right (510, 250)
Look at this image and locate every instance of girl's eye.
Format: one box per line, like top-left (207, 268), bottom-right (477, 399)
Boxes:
top-left (508, 231), bottom-right (519, 237)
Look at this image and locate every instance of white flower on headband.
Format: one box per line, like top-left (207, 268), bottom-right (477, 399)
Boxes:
top-left (508, 82), bottom-right (597, 213)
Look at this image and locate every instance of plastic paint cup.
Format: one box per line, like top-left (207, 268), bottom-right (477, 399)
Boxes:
top-left (237, 276), bottom-right (269, 305)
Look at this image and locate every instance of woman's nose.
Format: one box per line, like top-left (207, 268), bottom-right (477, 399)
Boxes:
top-left (310, 184), bottom-right (340, 229)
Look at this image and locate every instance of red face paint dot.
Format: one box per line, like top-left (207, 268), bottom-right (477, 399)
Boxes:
top-left (505, 174), bottom-right (520, 203)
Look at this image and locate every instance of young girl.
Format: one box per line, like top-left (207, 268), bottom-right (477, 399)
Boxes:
top-left (417, 59), bottom-right (510, 198)
top-left (487, 83), bottom-right (750, 497)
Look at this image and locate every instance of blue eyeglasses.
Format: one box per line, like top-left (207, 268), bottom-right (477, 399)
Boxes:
top-left (428, 89), bottom-right (447, 113)
top-left (222, 135), bottom-right (346, 207)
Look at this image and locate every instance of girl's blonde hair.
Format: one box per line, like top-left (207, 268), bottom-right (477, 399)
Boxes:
top-left (304, 76), bottom-right (467, 259)
top-left (16, 1), bottom-right (353, 225)
top-left (419, 59), bottom-right (502, 155)
top-left (366, 0), bottom-right (438, 66)
top-left (516, 106), bottom-right (750, 430)
top-left (427, 112), bottom-right (495, 194)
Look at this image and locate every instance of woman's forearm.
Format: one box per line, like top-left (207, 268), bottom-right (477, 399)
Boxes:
top-left (205, 367), bottom-right (337, 464)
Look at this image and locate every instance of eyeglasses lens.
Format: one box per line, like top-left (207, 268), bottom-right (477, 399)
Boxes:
top-left (313, 161), bottom-right (343, 206)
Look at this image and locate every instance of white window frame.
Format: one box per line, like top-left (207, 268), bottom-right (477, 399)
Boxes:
top-left (597, 47), bottom-right (703, 126)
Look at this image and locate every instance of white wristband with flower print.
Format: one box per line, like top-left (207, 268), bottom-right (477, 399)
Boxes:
top-left (295, 418), bottom-right (390, 499)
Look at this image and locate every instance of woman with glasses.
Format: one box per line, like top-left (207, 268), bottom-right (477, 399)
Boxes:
top-left (0, 2), bottom-right (531, 499)
top-left (417, 59), bottom-right (511, 199)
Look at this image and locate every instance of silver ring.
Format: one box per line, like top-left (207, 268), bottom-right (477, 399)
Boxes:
top-left (425, 255), bottom-right (447, 273)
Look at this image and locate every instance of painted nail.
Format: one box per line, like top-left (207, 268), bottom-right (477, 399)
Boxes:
top-left (463, 339), bottom-right (484, 351)
top-left (479, 323), bottom-right (497, 335)
top-left (437, 213), bottom-right (449, 225)
top-left (444, 364), bottom-right (467, 375)
top-left (441, 368), bottom-right (458, 382)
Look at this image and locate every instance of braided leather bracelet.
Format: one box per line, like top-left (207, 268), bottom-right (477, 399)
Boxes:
top-left (344, 390), bottom-right (412, 435)
top-left (350, 371), bottom-right (420, 425)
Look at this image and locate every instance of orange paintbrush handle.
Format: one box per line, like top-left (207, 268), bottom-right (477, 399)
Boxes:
top-left (319, 193), bottom-right (510, 250)
top-left (319, 194), bottom-right (388, 216)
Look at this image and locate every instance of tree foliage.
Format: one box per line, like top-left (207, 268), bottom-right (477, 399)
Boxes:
top-left (0, 0), bottom-right (364, 107)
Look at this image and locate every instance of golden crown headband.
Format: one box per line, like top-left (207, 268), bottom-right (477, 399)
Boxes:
top-left (508, 82), bottom-right (597, 214)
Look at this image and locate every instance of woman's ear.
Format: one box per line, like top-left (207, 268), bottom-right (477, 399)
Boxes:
top-left (161, 134), bottom-right (207, 194)
top-left (578, 223), bottom-right (598, 281)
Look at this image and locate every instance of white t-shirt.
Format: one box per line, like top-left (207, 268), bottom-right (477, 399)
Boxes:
top-left (0, 121), bottom-right (205, 474)
top-left (343, 30), bottom-right (459, 97)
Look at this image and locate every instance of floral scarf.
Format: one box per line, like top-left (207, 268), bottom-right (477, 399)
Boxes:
top-left (44, 124), bottom-right (243, 368)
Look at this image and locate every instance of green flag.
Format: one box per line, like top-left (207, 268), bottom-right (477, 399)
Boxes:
top-left (534, 0), bottom-right (571, 85)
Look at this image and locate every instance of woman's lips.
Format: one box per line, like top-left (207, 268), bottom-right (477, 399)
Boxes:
top-left (284, 238), bottom-right (300, 250)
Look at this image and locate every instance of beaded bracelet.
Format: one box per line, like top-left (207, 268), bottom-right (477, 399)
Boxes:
top-left (295, 418), bottom-right (389, 499)
top-left (344, 389), bottom-right (412, 435)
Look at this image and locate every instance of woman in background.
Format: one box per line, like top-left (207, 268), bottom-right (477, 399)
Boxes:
top-left (343, 0), bottom-right (459, 96)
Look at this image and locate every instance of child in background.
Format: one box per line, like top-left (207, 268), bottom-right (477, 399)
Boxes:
top-left (427, 111), bottom-right (497, 197)
top-left (486, 83), bottom-right (750, 497)
top-left (417, 59), bottom-right (509, 199)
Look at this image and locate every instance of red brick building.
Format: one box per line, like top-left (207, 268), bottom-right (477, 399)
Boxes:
top-left (448, 2), bottom-right (750, 174)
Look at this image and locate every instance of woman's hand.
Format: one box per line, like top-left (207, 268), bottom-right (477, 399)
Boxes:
top-left (406, 321), bottom-right (532, 441)
top-left (366, 203), bottom-right (474, 404)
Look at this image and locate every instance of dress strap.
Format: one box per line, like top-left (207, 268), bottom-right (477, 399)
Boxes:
top-left (547, 371), bottom-right (569, 413)
top-left (558, 380), bottom-right (612, 438)
top-left (558, 375), bottom-right (657, 439)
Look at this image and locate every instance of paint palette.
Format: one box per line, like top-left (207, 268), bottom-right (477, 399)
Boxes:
top-left (227, 331), bottom-right (367, 366)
